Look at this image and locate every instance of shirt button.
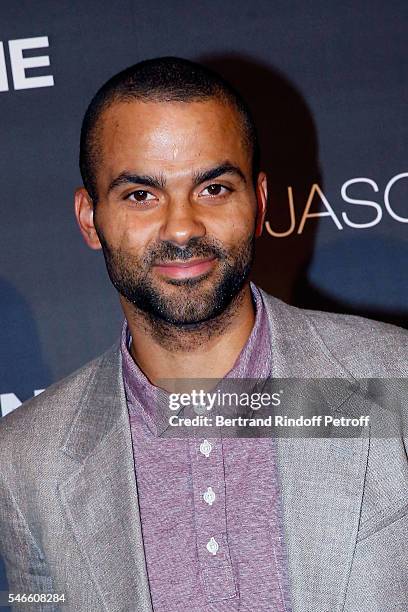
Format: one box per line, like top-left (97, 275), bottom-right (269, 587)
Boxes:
top-left (206, 537), bottom-right (219, 556)
top-left (194, 402), bottom-right (207, 415)
top-left (199, 439), bottom-right (213, 457)
top-left (203, 486), bottom-right (216, 506)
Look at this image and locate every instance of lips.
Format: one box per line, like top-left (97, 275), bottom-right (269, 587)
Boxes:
top-left (153, 256), bottom-right (217, 279)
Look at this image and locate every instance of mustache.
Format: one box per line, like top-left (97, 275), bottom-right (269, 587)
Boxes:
top-left (146, 238), bottom-right (227, 265)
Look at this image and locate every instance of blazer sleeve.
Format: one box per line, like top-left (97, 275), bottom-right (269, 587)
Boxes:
top-left (0, 473), bottom-right (59, 612)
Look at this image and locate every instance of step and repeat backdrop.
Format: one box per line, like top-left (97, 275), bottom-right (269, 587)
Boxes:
top-left (0, 0), bottom-right (407, 590)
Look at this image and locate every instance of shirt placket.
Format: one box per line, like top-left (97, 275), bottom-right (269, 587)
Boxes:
top-left (188, 436), bottom-right (238, 604)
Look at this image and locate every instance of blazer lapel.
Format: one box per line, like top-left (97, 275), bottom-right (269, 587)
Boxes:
top-left (260, 289), bottom-right (370, 612)
top-left (57, 345), bottom-right (153, 612)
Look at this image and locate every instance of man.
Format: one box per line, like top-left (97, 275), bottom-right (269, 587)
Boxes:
top-left (0, 57), bottom-right (407, 612)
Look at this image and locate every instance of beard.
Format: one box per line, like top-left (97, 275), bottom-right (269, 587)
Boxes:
top-left (96, 230), bottom-right (255, 327)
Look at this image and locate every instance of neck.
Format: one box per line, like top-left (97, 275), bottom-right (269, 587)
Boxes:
top-left (121, 282), bottom-right (256, 384)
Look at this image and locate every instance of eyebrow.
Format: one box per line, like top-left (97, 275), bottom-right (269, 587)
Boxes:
top-left (107, 172), bottom-right (166, 194)
top-left (107, 162), bottom-right (246, 195)
top-left (192, 163), bottom-right (246, 186)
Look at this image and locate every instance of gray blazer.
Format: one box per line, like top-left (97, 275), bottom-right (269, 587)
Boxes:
top-left (1, 288), bottom-right (407, 612)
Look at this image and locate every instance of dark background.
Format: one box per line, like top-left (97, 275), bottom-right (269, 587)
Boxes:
top-left (1, 0), bottom-right (407, 594)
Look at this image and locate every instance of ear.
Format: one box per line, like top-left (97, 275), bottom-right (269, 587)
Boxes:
top-left (254, 172), bottom-right (267, 237)
top-left (74, 187), bottom-right (102, 250)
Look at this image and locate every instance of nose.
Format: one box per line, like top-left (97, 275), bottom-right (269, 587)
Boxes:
top-left (159, 198), bottom-right (206, 246)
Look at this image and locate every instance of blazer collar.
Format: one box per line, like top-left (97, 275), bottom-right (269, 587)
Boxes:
top-left (258, 287), bottom-right (356, 380)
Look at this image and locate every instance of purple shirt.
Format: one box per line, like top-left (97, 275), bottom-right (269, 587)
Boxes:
top-left (121, 282), bottom-right (292, 611)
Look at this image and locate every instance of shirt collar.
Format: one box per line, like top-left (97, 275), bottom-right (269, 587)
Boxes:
top-left (121, 281), bottom-right (272, 435)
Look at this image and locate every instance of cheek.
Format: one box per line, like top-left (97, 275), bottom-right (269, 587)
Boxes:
top-left (206, 205), bottom-right (256, 245)
top-left (120, 224), bottom-right (152, 254)
top-left (98, 207), bottom-right (157, 254)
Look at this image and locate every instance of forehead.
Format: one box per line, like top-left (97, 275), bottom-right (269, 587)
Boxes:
top-left (96, 98), bottom-right (249, 179)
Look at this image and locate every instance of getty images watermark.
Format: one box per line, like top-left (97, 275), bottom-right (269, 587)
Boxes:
top-left (149, 378), bottom-right (407, 439)
top-left (166, 388), bottom-right (369, 430)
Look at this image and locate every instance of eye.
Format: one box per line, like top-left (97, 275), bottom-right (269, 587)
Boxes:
top-left (126, 190), bottom-right (157, 203)
top-left (199, 184), bottom-right (231, 197)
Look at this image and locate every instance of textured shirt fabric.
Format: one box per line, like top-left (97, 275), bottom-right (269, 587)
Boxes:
top-left (121, 282), bottom-right (292, 611)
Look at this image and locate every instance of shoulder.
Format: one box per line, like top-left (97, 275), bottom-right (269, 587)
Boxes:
top-left (258, 287), bottom-right (408, 376)
top-left (0, 342), bottom-right (120, 462)
top-left (305, 307), bottom-right (407, 374)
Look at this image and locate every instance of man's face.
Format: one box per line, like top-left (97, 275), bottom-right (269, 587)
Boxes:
top-left (80, 98), bottom-right (266, 326)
